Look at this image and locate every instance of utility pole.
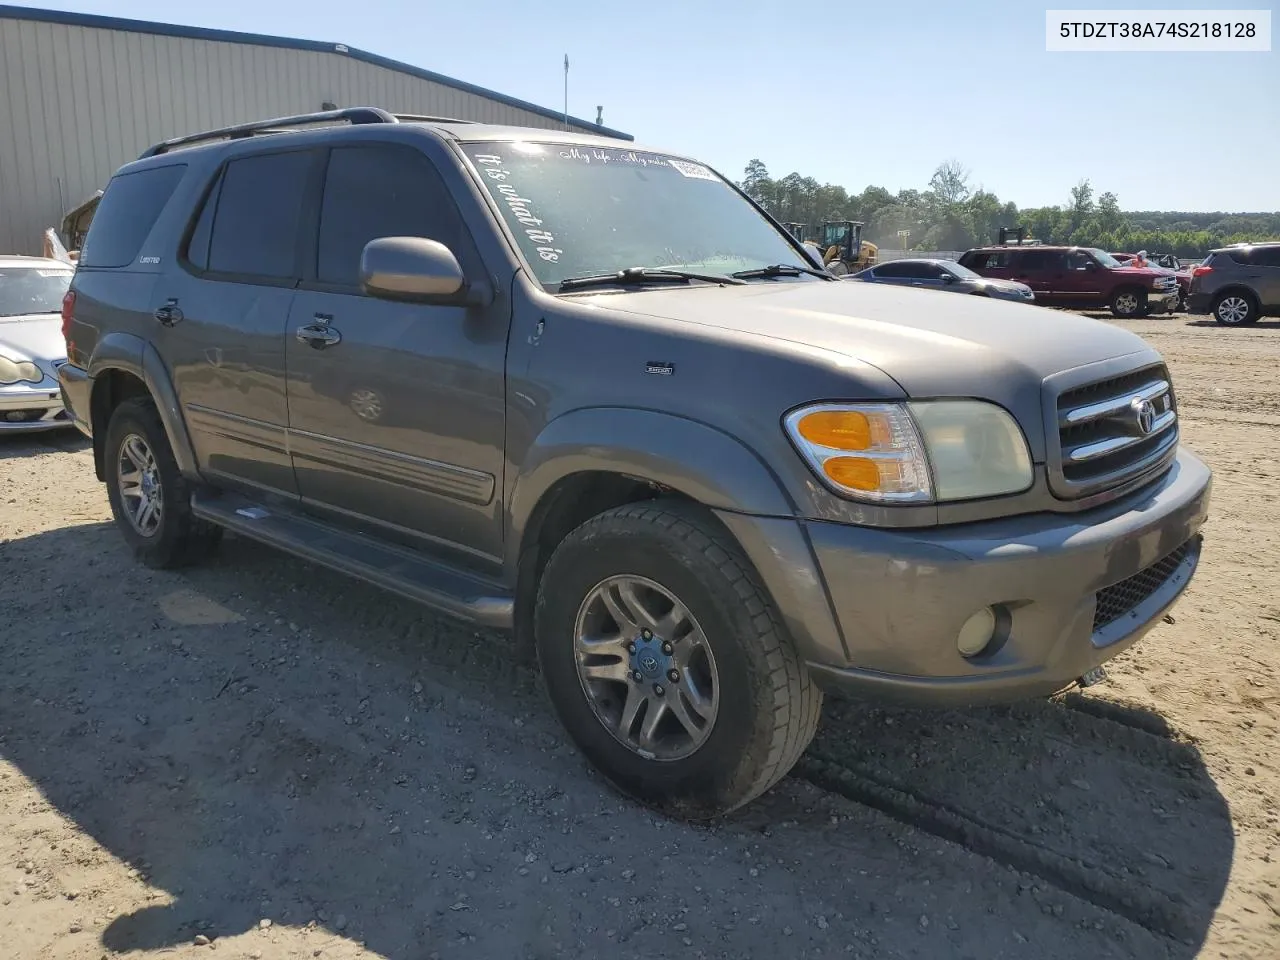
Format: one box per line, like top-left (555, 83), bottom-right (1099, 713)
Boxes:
top-left (563, 54), bottom-right (569, 130)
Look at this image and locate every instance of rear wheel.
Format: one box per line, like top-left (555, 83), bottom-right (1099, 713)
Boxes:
top-left (104, 397), bottom-right (222, 568)
top-left (1109, 287), bottom-right (1145, 318)
top-left (1213, 291), bottom-right (1258, 326)
top-left (534, 500), bottom-right (822, 819)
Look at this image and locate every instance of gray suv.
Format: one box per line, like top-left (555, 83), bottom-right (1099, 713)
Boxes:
top-left (58, 108), bottom-right (1212, 818)
top-left (1187, 242), bottom-right (1280, 325)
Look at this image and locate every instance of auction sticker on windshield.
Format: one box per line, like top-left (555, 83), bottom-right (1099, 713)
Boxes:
top-left (669, 159), bottom-right (718, 181)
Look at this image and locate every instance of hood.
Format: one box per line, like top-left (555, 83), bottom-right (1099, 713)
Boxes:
top-left (0, 312), bottom-right (68, 373)
top-left (578, 279), bottom-right (1155, 402)
top-left (1113, 265), bottom-right (1170, 278)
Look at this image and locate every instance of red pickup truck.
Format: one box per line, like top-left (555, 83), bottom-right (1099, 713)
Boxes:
top-left (1111, 252), bottom-right (1191, 310)
top-left (958, 245), bottom-right (1181, 317)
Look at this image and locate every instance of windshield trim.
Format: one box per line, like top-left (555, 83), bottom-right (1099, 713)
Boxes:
top-left (453, 138), bottom-right (810, 294)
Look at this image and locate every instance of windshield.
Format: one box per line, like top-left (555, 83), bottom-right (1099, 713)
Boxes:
top-left (1086, 248), bottom-right (1123, 268)
top-left (0, 266), bottom-right (73, 317)
top-left (460, 142), bottom-right (807, 287)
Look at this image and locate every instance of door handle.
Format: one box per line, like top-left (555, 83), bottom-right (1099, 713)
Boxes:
top-left (295, 322), bottom-right (342, 349)
top-left (154, 300), bottom-right (183, 325)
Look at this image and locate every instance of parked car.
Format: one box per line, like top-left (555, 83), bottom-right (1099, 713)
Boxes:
top-left (0, 255), bottom-right (76, 432)
top-left (59, 108), bottom-right (1211, 818)
top-left (1111, 252), bottom-right (1190, 310)
top-left (958, 245), bottom-right (1180, 317)
top-left (1186, 242), bottom-right (1280, 325)
top-left (850, 258), bottom-right (1035, 302)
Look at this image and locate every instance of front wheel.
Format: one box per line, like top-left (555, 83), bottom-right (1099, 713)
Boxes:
top-left (1109, 287), bottom-right (1145, 318)
top-left (534, 500), bottom-right (822, 819)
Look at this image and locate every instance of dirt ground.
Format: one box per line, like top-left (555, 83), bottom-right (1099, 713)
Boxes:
top-left (1, 312), bottom-right (1278, 960)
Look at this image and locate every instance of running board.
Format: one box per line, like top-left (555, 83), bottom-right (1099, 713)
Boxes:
top-left (190, 490), bottom-right (514, 629)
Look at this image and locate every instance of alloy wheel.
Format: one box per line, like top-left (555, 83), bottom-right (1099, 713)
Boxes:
top-left (116, 433), bottom-right (163, 537)
top-left (573, 575), bottom-right (720, 761)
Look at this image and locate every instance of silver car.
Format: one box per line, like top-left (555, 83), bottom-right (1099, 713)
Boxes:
top-left (852, 257), bottom-right (1035, 302)
top-left (0, 256), bottom-right (75, 432)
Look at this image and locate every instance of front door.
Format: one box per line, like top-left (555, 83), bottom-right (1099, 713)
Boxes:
top-left (284, 142), bottom-right (510, 565)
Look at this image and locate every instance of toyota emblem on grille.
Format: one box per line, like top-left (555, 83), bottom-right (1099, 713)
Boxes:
top-left (1130, 397), bottom-right (1156, 435)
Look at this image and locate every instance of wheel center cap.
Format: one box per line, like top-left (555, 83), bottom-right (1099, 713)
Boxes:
top-left (629, 634), bottom-right (671, 681)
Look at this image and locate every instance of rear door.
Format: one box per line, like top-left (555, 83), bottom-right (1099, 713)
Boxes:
top-left (1009, 250), bottom-right (1060, 302)
top-left (152, 147), bottom-right (321, 496)
top-left (284, 140), bottom-right (510, 564)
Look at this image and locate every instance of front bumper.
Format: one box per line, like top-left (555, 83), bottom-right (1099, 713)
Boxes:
top-left (1148, 289), bottom-right (1179, 313)
top-left (786, 449), bottom-right (1211, 707)
top-left (0, 380), bottom-right (74, 432)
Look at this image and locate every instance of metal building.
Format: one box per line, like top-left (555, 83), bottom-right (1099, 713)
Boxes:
top-left (0, 4), bottom-right (633, 255)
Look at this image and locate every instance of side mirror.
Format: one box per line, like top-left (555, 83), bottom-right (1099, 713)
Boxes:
top-left (939, 273), bottom-right (956, 283)
top-left (360, 237), bottom-right (483, 305)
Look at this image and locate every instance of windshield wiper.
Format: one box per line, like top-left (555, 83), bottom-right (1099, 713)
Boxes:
top-left (558, 266), bottom-right (746, 292)
top-left (730, 263), bottom-right (832, 281)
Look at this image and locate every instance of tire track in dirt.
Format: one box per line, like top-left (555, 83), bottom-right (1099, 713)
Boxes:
top-left (794, 694), bottom-right (1230, 947)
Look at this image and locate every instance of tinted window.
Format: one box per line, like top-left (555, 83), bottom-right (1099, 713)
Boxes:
top-left (1066, 250), bottom-right (1095, 270)
top-left (207, 150), bottom-right (314, 279)
top-left (873, 262), bottom-right (911, 278)
top-left (185, 172), bottom-right (223, 271)
top-left (966, 251), bottom-right (1011, 270)
top-left (1224, 248), bottom-right (1253, 265)
top-left (316, 144), bottom-right (473, 288)
top-left (1015, 250), bottom-right (1066, 271)
top-left (79, 164), bottom-right (186, 268)
top-left (1251, 246), bottom-right (1280, 267)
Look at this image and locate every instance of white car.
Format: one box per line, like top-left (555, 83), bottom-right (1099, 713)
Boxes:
top-left (0, 255), bottom-right (76, 432)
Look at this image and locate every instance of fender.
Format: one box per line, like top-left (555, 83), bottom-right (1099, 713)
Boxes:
top-left (508, 407), bottom-right (797, 560)
top-left (507, 407), bottom-right (848, 666)
top-left (87, 332), bottom-right (199, 479)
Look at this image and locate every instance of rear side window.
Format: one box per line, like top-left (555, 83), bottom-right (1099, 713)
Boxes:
top-left (202, 150), bottom-right (315, 280)
top-left (1251, 246), bottom-right (1280, 267)
top-left (79, 164), bottom-right (186, 268)
top-left (966, 251), bottom-right (1011, 270)
top-left (315, 144), bottom-right (475, 288)
top-left (873, 261), bottom-right (911, 278)
top-left (1016, 250), bottom-right (1065, 271)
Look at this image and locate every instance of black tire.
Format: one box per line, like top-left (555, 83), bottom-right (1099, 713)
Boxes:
top-left (534, 500), bottom-right (822, 819)
top-left (1109, 287), bottom-right (1145, 318)
top-left (104, 397), bottom-right (222, 569)
top-left (1212, 290), bottom-right (1259, 326)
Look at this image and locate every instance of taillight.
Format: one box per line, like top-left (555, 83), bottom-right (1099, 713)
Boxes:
top-left (61, 290), bottom-right (76, 347)
top-left (1192, 266), bottom-right (1214, 277)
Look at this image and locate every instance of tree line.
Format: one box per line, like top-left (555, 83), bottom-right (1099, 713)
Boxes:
top-left (739, 159), bottom-right (1280, 258)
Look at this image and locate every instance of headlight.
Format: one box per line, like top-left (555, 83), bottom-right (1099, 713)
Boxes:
top-left (0, 354), bottom-right (43, 385)
top-left (784, 400), bottom-right (1033, 504)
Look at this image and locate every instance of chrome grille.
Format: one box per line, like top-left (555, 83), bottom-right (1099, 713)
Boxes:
top-left (1051, 363), bottom-right (1178, 498)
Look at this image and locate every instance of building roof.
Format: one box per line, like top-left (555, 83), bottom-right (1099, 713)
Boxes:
top-left (0, 4), bottom-right (634, 141)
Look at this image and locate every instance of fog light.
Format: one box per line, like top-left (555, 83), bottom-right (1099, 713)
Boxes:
top-left (956, 607), bottom-right (997, 658)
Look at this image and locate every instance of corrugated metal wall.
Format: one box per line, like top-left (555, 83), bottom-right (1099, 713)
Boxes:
top-left (0, 16), bottom-right (609, 254)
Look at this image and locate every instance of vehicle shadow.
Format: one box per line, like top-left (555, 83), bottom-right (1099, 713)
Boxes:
top-left (1183, 319), bottom-right (1280, 330)
top-left (0, 430), bottom-right (89, 460)
top-left (0, 522), bottom-right (1233, 958)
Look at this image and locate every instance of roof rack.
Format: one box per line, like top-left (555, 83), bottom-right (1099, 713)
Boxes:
top-left (138, 107), bottom-right (398, 158)
top-left (392, 113), bottom-right (476, 124)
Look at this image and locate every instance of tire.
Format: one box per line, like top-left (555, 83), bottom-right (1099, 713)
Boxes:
top-left (1109, 287), bottom-right (1145, 318)
top-left (534, 500), bottom-right (822, 819)
top-left (104, 397), bottom-right (222, 569)
top-left (1212, 290), bottom-right (1259, 326)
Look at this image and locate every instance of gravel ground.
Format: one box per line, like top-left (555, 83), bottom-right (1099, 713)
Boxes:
top-left (1, 312), bottom-right (1278, 959)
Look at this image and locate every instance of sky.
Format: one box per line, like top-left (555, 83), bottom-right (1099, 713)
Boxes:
top-left (9, 0), bottom-right (1279, 212)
